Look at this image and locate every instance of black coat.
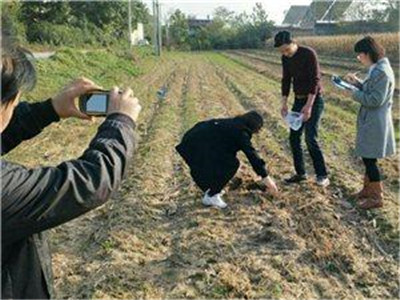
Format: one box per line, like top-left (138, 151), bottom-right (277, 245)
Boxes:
top-left (176, 118), bottom-right (268, 181)
top-left (1, 99), bottom-right (136, 299)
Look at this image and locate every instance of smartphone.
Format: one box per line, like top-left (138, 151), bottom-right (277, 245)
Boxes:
top-left (79, 90), bottom-right (110, 116)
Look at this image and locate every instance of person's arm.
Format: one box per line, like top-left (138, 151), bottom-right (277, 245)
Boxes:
top-left (1, 114), bottom-right (136, 246)
top-left (281, 57), bottom-right (291, 98)
top-left (237, 132), bottom-right (280, 197)
top-left (1, 99), bottom-right (60, 155)
top-left (2, 77), bottom-right (102, 155)
top-left (302, 50), bottom-right (320, 121)
top-left (352, 69), bottom-right (391, 108)
top-left (307, 49), bottom-right (320, 97)
top-left (239, 131), bottom-right (269, 178)
top-left (281, 57), bottom-right (291, 118)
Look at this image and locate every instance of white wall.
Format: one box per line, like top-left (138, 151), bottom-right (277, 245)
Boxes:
top-left (131, 23), bottom-right (145, 45)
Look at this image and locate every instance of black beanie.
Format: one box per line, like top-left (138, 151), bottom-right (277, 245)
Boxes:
top-left (274, 31), bottom-right (292, 48)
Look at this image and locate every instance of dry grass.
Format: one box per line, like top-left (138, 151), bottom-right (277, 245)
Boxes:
top-left (266, 32), bottom-right (400, 62)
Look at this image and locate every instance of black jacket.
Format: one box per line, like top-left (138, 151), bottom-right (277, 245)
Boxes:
top-left (1, 99), bottom-right (136, 299)
top-left (175, 118), bottom-right (268, 180)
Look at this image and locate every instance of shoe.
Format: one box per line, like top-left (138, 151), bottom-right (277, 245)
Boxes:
top-left (202, 191), bottom-right (228, 209)
top-left (316, 176), bottom-right (330, 187)
top-left (284, 174), bottom-right (307, 184)
top-left (351, 175), bottom-right (370, 200)
top-left (358, 181), bottom-right (383, 210)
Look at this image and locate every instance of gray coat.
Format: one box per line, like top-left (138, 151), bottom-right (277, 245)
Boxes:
top-left (352, 57), bottom-right (396, 159)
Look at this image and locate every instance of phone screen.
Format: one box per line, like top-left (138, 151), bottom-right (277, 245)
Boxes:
top-left (86, 94), bottom-right (108, 113)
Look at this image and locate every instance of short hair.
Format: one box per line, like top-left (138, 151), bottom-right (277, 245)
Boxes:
top-left (354, 36), bottom-right (385, 63)
top-left (1, 32), bottom-right (37, 105)
top-left (236, 110), bottom-right (264, 134)
top-left (274, 31), bottom-right (293, 48)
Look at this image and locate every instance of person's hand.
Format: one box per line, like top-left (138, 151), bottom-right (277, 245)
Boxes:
top-left (107, 87), bottom-right (141, 123)
top-left (52, 77), bottom-right (103, 120)
top-left (301, 104), bottom-right (312, 122)
top-left (344, 73), bottom-right (359, 85)
top-left (281, 103), bottom-right (288, 118)
top-left (264, 175), bottom-right (279, 198)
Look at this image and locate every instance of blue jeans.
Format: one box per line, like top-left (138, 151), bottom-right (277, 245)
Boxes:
top-left (289, 96), bottom-right (328, 177)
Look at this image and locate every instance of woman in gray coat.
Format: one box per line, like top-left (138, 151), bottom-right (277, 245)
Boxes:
top-left (345, 36), bottom-right (396, 209)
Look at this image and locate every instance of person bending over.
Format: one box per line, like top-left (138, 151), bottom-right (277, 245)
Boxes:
top-left (176, 111), bottom-right (279, 209)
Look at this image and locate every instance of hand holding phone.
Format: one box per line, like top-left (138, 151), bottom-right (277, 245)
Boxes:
top-left (107, 87), bottom-right (141, 123)
top-left (79, 90), bottom-right (110, 117)
top-left (79, 87), bottom-right (141, 122)
top-left (52, 77), bottom-right (103, 120)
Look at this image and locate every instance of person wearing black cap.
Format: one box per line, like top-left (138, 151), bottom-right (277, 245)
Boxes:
top-left (274, 31), bottom-right (329, 187)
top-left (176, 111), bottom-right (279, 209)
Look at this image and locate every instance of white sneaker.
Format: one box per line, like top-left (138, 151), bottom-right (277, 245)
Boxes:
top-left (202, 191), bottom-right (228, 209)
top-left (316, 176), bottom-right (330, 187)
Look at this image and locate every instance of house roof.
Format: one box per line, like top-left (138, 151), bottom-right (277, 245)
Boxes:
top-left (188, 19), bottom-right (212, 28)
top-left (282, 5), bottom-right (308, 26)
top-left (320, 0), bottom-right (353, 21)
top-left (299, 0), bottom-right (353, 28)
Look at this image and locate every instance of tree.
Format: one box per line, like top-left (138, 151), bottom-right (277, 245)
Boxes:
top-left (386, 0), bottom-right (399, 30)
top-left (1, 1), bottom-right (26, 42)
top-left (169, 9), bottom-right (189, 49)
top-left (20, 1), bottom-right (72, 26)
top-left (251, 2), bottom-right (269, 26)
top-left (213, 6), bottom-right (235, 24)
top-left (250, 3), bottom-right (274, 47)
top-left (6, 1), bottom-right (151, 46)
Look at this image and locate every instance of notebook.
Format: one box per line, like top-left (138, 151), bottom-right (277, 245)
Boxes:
top-left (331, 75), bottom-right (361, 92)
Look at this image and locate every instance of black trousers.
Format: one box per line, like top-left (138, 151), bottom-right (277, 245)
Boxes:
top-left (190, 164), bottom-right (239, 196)
top-left (289, 96), bottom-right (328, 177)
top-left (362, 158), bottom-right (381, 182)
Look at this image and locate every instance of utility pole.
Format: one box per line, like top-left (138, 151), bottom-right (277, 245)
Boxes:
top-left (165, 21), bottom-right (169, 49)
top-left (128, 0), bottom-right (133, 48)
top-left (153, 0), bottom-right (157, 55)
top-left (157, 1), bottom-right (162, 56)
top-left (153, 0), bottom-right (161, 56)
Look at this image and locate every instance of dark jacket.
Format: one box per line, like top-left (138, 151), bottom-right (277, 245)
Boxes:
top-left (1, 99), bottom-right (136, 299)
top-left (175, 118), bottom-right (268, 180)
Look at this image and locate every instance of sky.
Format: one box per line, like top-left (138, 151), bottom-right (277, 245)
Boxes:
top-left (141, 0), bottom-right (313, 25)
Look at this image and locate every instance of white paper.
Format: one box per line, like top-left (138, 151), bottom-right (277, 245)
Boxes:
top-left (284, 112), bottom-right (304, 131)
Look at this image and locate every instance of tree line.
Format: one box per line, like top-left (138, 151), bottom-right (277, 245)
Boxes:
top-left (167, 4), bottom-right (275, 51)
top-left (2, 1), bottom-right (151, 46)
top-left (2, 1), bottom-right (275, 51)
top-left (3, 1), bottom-right (397, 51)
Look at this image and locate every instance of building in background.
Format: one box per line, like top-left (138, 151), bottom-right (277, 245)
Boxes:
top-left (277, 0), bottom-right (396, 36)
top-left (188, 17), bottom-right (212, 35)
top-left (131, 23), bottom-right (149, 46)
top-left (281, 5), bottom-right (308, 27)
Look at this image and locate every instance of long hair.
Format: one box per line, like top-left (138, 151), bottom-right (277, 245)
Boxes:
top-left (234, 110), bottom-right (264, 134)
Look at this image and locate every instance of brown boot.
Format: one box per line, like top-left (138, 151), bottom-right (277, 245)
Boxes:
top-left (352, 175), bottom-right (370, 200)
top-left (358, 181), bottom-right (383, 209)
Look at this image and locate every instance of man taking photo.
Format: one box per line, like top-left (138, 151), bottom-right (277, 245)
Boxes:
top-left (1, 35), bottom-right (141, 299)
